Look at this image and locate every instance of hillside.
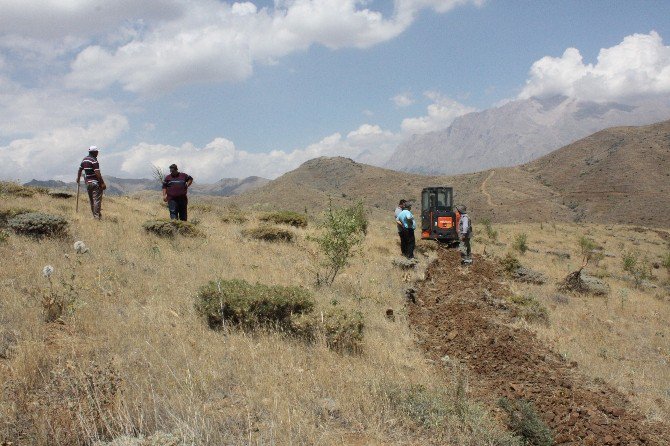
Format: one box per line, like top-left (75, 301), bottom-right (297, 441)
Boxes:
top-left (386, 95), bottom-right (670, 175)
top-left (523, 120), bottom-right (670, 226)
top-left (234, 120), bottom-right (670, 228)
top-left (1, 183), bottom-right (669, 445)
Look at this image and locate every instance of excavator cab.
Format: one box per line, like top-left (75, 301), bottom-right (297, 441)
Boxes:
top-left (421, 187), bottom-right (459, 244)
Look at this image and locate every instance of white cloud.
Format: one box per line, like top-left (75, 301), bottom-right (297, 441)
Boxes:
top-left (392, 92), bottom-right (415, 107)
top-left (401, 92), bottom-right (476, 134)
top-left (0, 76), bottom-right (121, 137)
top-left (0, 115), bottom-right (129, 181)
top-left (519, 31), bottom-right (670, 102)
top-left (107, 123), bottom-right (402, 182)
top-left (54, 0), bottom-right (482, 95)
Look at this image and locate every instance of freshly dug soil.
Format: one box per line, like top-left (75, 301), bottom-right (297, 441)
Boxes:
top-left (408, 249), bottom-right (670, 445)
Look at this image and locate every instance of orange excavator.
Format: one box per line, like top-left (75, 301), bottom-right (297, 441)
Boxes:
top-left (420, 187), bottom-right (460, 246)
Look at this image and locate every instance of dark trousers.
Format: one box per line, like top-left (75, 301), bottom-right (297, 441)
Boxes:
top-left (400, 228), bottom-right (415, 258)
top-left (168, 196), bottom-right (188, 221)
top-left (86, 183), bottom-right (102, 219)
top-left (460, 236), bottom-right (471, 259)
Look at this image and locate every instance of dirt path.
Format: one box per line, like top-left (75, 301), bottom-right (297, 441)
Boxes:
top-left (480, 170), bottom-right (495, 206)
top-left (408, 249), bottom-right (670, 445)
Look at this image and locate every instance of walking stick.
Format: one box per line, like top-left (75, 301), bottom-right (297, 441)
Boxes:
top-left (76, 182), bottom-right (80, 213)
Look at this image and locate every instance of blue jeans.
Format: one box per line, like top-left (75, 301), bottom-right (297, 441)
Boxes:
top-left (168, 196), bottom-right (188, 221)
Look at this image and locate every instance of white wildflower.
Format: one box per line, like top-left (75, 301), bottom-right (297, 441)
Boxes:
top-left (42, 265), bottom-right (54, 278)
top-left (74, 241), bottom-right (88, 254)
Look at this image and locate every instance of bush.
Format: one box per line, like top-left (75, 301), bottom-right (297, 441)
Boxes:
top-left (8, 212), bottom-right (68, 238)
top-left (509, 294), bottom-right (550, 325)
top-left (622, 251), bottom-right (651, 288)
top-left (220, 212), bottom-right (248, 224)
top-left (260, 211), bottom-right (308, 228)
top-left (195, 279), bottom-right (314, 330)
top-left (291, 307), bottom-right (365, 353)
top-left (498, 398), bottom-right (553, 446)
top-left (0, 181), bottom-right (47, 197)
top-left (512, 233), bottom-right (528, 254)
top-left (310, 200), bottom-right (367, 286)
top-left (0, 207), bottom-right (33, 227)
top-left (241, 226), bottom-right (294, 242)
top-left (0, 229), bottom-right (8, 243)
top-left (481, 217), bottom-right (498, 241)
top-left (578, 236), bottom-right (603, 267)
top-left (500, 252), bottom-right (521, 273)
top-left (142, 219), bottom-right (203, 238)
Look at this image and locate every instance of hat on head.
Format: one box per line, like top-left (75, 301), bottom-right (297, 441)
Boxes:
top-left (457, 205), bottom-right (467, 213)
top-left (88, 145), bottom-right (99, 152)
top-left (169, 163), bottom-right (178, 169)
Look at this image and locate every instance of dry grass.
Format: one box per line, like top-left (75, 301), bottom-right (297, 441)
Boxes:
top-left (476, 221), bottom-right (670, 422)
top-left (0, 191), bottom-right (514, 445)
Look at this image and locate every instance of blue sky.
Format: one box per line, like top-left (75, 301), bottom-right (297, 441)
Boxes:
top-left (1, 0), bottom-right (670, 182)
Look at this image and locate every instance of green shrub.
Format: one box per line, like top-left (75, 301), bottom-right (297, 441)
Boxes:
top-left (500, 252), bottom-right (521, 273)
top-left (512, 233), bottom-right (528, 254)
top-left (260, 210), bottom-right (308, 228)
top-left (0, 229), bottom-right (8, 243)
top-left (578, 236), bottom-right (603, 267)
top-left (291, 307), bottom-right (364, 353)
top-left (142, 219), bottom-right (203, 238)
top-left (309, 200), bottom-right (367, 286)
top-left (481, 217), bottom-right (498, 241)
top-left (241, 226), bottom-right (294, 242)
top-left (8, 212), bottom-right (68, 238)
top-left (195, 279), bottom-right (314, 330)
top-left (622, 251), bottom-right (651, 288)
top-left (0, 207), bottom-right (33, 227)
top-left (498, 398), bottom-right (553, 446)
top-left (509, 294), bottom-right (550, 325)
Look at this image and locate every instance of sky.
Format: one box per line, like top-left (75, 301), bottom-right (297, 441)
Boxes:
top-left (1, 0), bottom-right (670, 183)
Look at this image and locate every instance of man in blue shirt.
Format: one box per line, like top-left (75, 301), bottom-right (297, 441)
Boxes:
top-left (396, 202), bottom-right (416, 259)
top-left (394, 199), bottom-right (406, 255)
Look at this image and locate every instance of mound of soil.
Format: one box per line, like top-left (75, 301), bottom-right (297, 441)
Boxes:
top-left (408, 249), bottom-right (669, 445)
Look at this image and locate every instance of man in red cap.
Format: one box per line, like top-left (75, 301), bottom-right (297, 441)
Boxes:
top-left (162, 164), bottom-right (193, 221)
top-left (76, 145), bottom-right (106, 219)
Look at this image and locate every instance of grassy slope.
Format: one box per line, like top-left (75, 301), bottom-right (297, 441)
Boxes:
top-left (0, 189), bottom-right (514, 445)
top-left (477, 222), bottom-right (670, 422)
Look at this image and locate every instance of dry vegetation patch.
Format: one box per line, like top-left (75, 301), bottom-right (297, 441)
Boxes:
top-left (142, 218), bottom-right (203, 238)
top-left (259, 210), bottom-right (308, 228)
top-left (241, 225), bottom-right (294, 242)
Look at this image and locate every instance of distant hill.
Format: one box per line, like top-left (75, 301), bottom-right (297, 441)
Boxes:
top-left (234, 120), bottom-right (670, 228)
top-left (386, 95), bottom-right (670, 175)
top-left (523, 119), bottom-right (670, 227)
top-left (24, 175), bottom-right (269, 197)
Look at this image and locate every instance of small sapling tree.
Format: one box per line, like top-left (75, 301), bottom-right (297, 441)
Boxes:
top-left (310, 199), bottom-right (367, 286)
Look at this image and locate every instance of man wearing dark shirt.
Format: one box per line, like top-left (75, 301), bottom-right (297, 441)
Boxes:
top-left (162, 164), bottom-right (193, 221)
top-left (76, 146), bottom-right (106, 219)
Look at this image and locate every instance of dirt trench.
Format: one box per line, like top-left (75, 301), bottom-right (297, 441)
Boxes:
top-left (408, 249), bottom-right (670, 445)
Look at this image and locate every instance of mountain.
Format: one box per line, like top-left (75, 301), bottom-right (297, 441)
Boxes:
top-left (23, 175), bottom-right (269, 197)
top-left (386, 95), bottom-right (670, 175)
top-left (234, 120), bottom-right (670, 227)
top-left (523, 119), bottom-right (670, 227)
